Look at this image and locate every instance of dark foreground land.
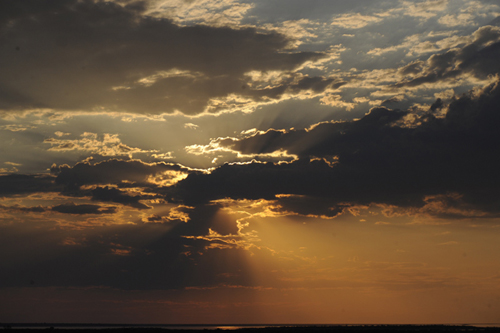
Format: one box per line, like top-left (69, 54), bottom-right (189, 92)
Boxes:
top-left (2, 326), bottom-right (500, 333)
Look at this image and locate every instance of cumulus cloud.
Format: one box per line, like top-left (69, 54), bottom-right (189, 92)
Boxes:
top-left (200, 74), bottom-right (346, 115)
top-left (184, 131), bottom-right (299, 165)
top-left (51, 202), bottom-right (117, 215)
top-left (394, 25), bottom-right (500, 88)
top-left (53, 159), bottom-right (196, 190)
top-left (367, 31), bottom-right (469, 57)
top-left (170, 79), bottom-right (500, 217)
top-left (331, 13), bottom-right (384, 29)
top-left (400, 0), bottom-right (449, 19)
top-left (142, 205), bottom-right (193, 223)
top-left (0, 0), bottom-right (325, 115)
top-left (144, 0), bottom-right (254, 27)
top-left (438, 1), bottom-right (500, 27)
top-left (0, 174), bottom-right (60, 197)
top-left (7, 77), bottom-right (500, 218)
top-left (438, 13), bottom-right (476, 27)
top-left (272, 194), bottom-right (352, 219)
top-left (261, 19), bottom-right (320, 45)
top-left (44, 132), bottom-right (157, 158)
top-left (91, 186), bottom-right (151, 209)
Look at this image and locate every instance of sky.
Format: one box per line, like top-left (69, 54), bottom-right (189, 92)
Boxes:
top-left (1, 0), bottom-right (500, 325)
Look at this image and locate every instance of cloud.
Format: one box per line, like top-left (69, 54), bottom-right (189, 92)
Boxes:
top-left (331, 13), bottom-right (384, 29)
top-left (44, 132), bottom-right (157, 158)
top-left (50, 159), bottom-right (202, 209)
top-left (198, 73), bottom-right (346, 115)
top-left (367, 31), bottom-right (467, 57)
top-left (438, 1), bottom-right (500, 27)
top-left (9, 72), bottom-right (500, 218)
top-left (184, 132), bottom-right (299, 165)
top-left (142, 205), bottom-right (192, 223)
top-left (400, 0), bottom-right (449, 19)
top-left (51, 202), bottom-right (117, 215)
top-left (0, 174), bottom-right (60, 197)
top-left (438, 13), bottom-right (476, 27)
top-left (272, 194), bottom-right (352, 219)
top-left (261, 19), bottom-right (319, 46)
top-left (0, 0), bottom-right (325, 115)
top-left (0, 201), bottom-right (117, 215)
top-left (0, 124), bottom-right (36, 132)
top-left (170, 79), bottom-right (500, 217)
top-left (144, 0), bottom-right (254, 27)
top-left (0, 204), bottom-right (47, 214)
top-left (0, 202), bottom-right (257, 290)
top-left (184, 123), bottom-right (199, 130)
top-left (491, 16), bottom-right (500, 27)
top-left (91, 186), bottom-right (151, 209)
top-left (53, 159), bottom-right (196, 190)
top-left (394, 25), bottom-right (500, 89)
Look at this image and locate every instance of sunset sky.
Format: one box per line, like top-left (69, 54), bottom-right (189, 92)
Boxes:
top-left (1, 0), bottom-right (500, 325)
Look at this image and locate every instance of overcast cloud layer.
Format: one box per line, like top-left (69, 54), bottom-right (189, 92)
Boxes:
top-left (0, 0), bottom-right (327, 115)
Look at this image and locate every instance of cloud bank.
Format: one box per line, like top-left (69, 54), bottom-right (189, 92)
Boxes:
top-left (171, 79), bottom-right (500, 218)
top-left (0, 0), bottom-right (326, 115)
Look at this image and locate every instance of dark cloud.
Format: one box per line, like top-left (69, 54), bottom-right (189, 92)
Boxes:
top-left (20, 206), bottom-right (47, 213)
top-left (273, 195), bottom-right (352, 219)
top-left (53, 159), bottom-right (194, 190)
top-left (430, 98), bottom-right (444, 112)
top-left (91, 186), bottom-right (150, 209)
top-left (49, 159), bottom-right (195, 208)
top-left (220, 106), bottom-right (407, 157)
top-left (0, 204), bottom-right (252, 290)
top-left (0, 204), bottom-right (47, 213)
top-left (0, 174), bottom-right (60, 197)
top-left (51, 202), bottom-right (117, 215)
top-left (171, 80), bottom-right (500, 216)
top-left (0, 0), bottom-right (325, 114)
top-left (143, 214), bottom-right (168, 223)
top-left (398, 60), bottom-right (424, 76)
top-left (395, 26), bottom-right (500, 88)
top-left (0, 202), bottom-right (116, 215)
top-left (381, 97), bottom-right (404, 107)
top-left (236, 76), bottom-right (346, 109)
